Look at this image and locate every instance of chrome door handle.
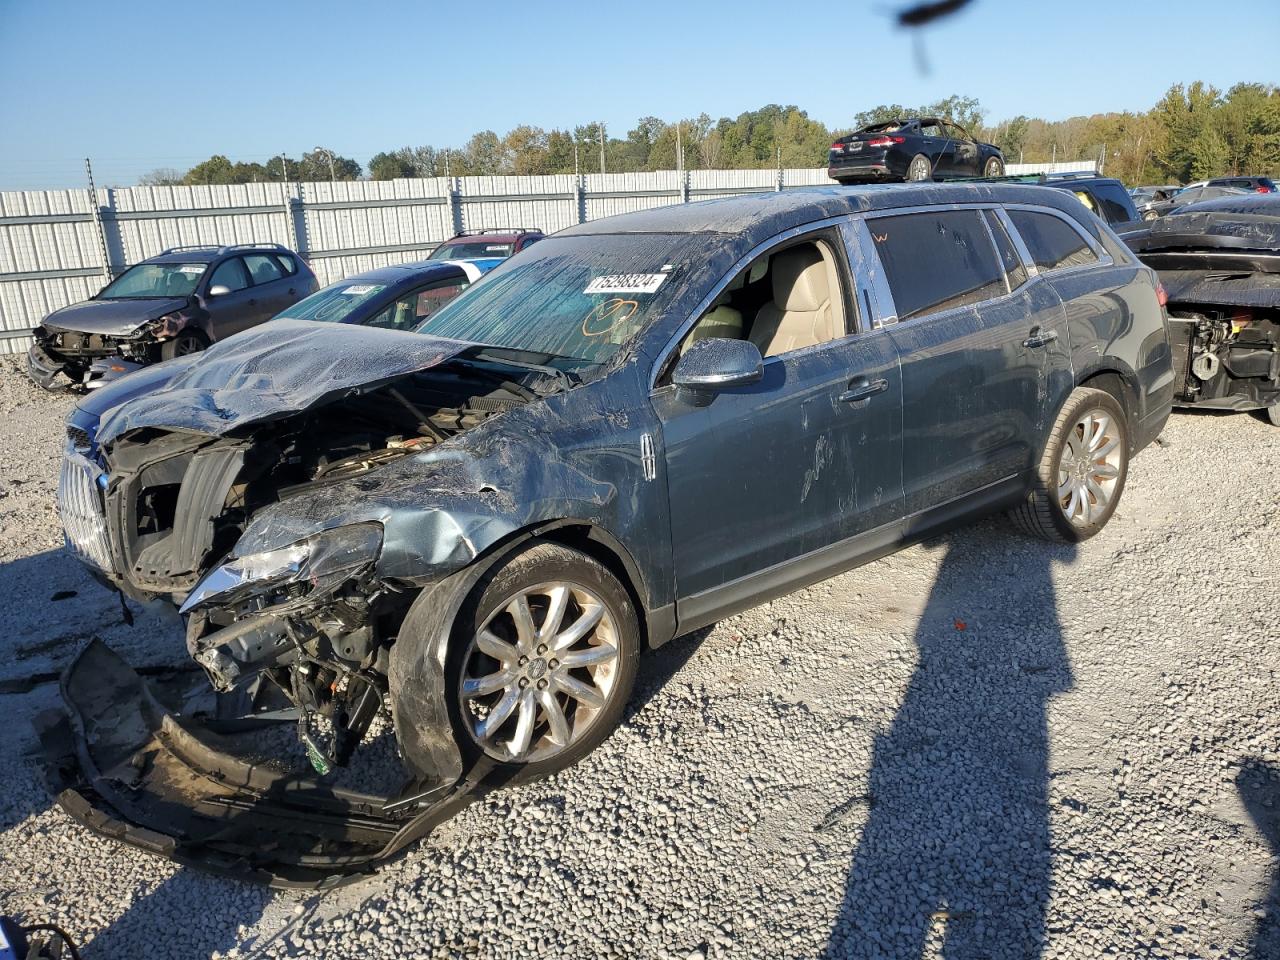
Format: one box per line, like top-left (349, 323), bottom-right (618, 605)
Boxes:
top-left (1023, 329), bottom-right (1058, 348)
top-left (839, 377), bottom-right (888, 403)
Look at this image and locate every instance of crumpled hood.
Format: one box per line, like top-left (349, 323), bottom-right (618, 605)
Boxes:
top-left (96, 318), bottom-right (469, 447)
top-left (44, 297), bottom-right (188, 337)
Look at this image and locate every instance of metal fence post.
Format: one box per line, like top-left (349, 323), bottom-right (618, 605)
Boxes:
top-left (84, 158), bottom-right (117, 279)
top-left (680, 170), bottom-right (690, 204)
top-left (448, 178), bottom-right (464, 235)
top-left (574, 175), bottom-right (586, 224)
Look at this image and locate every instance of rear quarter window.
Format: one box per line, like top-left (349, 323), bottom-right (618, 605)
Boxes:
top-left (870, 210), bottom-right (1007, 321)
top-left (1008, 210), bottom-right (1099, 273)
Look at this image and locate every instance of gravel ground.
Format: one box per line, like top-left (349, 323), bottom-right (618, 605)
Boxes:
top-left (0, 354), bottom-right (1276, 960)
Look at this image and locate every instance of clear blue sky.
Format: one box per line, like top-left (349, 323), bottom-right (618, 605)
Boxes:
top-left (1, 0), bottom-right (1276, 189)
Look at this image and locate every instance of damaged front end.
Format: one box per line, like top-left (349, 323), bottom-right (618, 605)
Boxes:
top-left (46, 322), bottom-right (579, 882)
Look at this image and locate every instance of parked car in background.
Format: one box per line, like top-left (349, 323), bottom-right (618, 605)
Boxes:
top-left (1206, 175), bottom-right (1277, 194)
top-left (1121, 194), bottom-right (1280, 425)
top-left (275, 258), bottom-right (498, 331)
top-left (1137, 183), bottom-right (1251, 220)
top-left (428, 228), bottom-right (544, 260)
top-left (959, 172), bottom-right (1141, 229)
top-left (827, 117), bottom-right (1005, 183)
top-left (47, 183), bottom-right (1172, 886)
top-left (27, 243), bottom-right (316, 390)
top-left (1130, 185), bottom-right (1181, 207)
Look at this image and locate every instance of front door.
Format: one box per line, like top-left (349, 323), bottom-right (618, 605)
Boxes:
top-left (203, 257), bottom-right (261, 339)
top-left (652, 232), bottom-right (904, 628)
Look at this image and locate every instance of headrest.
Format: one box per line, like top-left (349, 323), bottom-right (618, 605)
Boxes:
top-left (771, 246), bottom-right (828, 312)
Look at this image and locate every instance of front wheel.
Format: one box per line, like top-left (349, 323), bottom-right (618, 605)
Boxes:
top-left (983, 156), bottom-right (1005, 177)
top-left (1263, 404), bottom-right (1280, 427)
top-left (443, 542), bottom-right (639, 781)
top-left (906, 154), bottom-right (932, 182)
top-left (1009, 387), bottom-right (1129, 543)
top-left (160, 330), bottom-right (207, 361)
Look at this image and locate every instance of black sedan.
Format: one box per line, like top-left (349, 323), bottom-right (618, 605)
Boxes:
top-left (828, 117), bottom-right (1005, 183)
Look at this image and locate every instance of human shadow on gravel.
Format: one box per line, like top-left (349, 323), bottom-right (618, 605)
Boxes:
top-left (823, 530), bottom-right (1076, 959)
top-left (1237, 759), bottom-right (1280, 958)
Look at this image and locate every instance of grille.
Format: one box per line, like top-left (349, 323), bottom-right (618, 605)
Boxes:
top-left (58, 453), bottom-right (112, 572)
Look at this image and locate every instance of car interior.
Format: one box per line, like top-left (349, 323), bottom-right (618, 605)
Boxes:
top-left (681, 239), bottom-right (847, 359)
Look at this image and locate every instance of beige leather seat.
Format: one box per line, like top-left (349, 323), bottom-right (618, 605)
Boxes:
top-left (749, 245), bottom-right (839, 357)
top-left (681, 294), bottom-right (744, 354)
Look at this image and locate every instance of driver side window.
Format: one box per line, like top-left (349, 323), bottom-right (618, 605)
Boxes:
top-left (208, 258), bottom-right (250, 293)
top-left (676, 235), bottom-right (851, 361)
top-left (366, 277), bottom-right (471, 331)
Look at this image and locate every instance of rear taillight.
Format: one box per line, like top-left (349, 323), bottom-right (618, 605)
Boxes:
top-left (1256, 186), bottom-right (1270, 193)
top-left (831, 142), bottom-right (846, 150)
top-left (865, 136), bottom-right (906, 147)
top-left (1155, 282), bottom-right (1168, 307)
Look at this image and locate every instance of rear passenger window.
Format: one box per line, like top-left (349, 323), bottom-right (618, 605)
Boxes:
top-left (983, 211), bottom-right (1027, 290)
top-left (870, 210), bottom-right (1006, 321)
top-left (243, 254), bottom-right (285, 285)
top-left (1008, 211), bottom-right (1099, 273)
top-left (273, 254), bottom-right (298, 276)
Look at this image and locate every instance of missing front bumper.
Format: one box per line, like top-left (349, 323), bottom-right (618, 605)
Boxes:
top-left (35, 640), bottom-right (483, 888)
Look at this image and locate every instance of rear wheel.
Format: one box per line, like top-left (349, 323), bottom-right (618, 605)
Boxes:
top-left (983, 156), bottom-right (1005, 177)
top-left (1263, 404), bottom-right (1280, 427)
top-left (906, 154), bottom-right (932, 182)
top-left (1009, 387), bottom-right (1129, 543)
top-left (160, 330), bottom-right (207, 361)
top-left (446, 542), bottom-right (639, 781)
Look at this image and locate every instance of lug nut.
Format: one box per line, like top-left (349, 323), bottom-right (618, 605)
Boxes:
top-left (537, 644), bottom-right (548, 654)
top-left (548, 659), bottom-right (559, 669)
top-left (518, 655), bottom-right (529, 666)
top-left (537, 678), bottom-right (549, 690)
top-left (519, 677), bottom-right (529, 688)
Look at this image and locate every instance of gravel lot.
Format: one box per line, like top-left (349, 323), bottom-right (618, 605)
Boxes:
top-left (0, 354), bottom-right (1276, 960)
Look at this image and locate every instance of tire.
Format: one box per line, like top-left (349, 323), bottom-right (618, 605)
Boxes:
top-left (1009, 387), bottom-right (1129, 543)
top-left (983, 156), bottom-right (1005, 177)
top-left (1262, 404), bottom-right (1280, 427)
top-left (906, 154), bottom-right (932, 182)
top-left (438, 542), bottom-right (640, 782)
top-left (160, 330), bottom-right (207, 361)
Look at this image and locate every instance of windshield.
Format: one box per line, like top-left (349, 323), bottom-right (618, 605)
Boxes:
top-left (431, 241), bottom-right (515, 259)
top-left (415, 232), bottom-right (707, 366)
top-left (98, 262), bottom-right (206, 299)
top-left (276, 280), bottom-right (388, 323)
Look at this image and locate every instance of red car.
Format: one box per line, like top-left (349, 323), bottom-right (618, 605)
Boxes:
top-left (429, 227), bottom-right (544, 260)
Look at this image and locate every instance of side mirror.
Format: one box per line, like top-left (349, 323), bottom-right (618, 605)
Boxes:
top-left (671, 338), bottom-right (763, 393)
top-left (207, 284), bottom-right (232, 298)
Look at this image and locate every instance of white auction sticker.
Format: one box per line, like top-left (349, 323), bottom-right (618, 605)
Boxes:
top-left (584, 273), bottom-right (667, 295)
top-left (177, 264), bottom-right (205, 274)
top-left (342, 284), bottom-right (381, 295)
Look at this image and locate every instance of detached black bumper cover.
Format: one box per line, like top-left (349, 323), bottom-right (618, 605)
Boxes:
top-left (26, 343), bottom-right (69, 390)
top-left (35, 640), bottom-right (482, 889)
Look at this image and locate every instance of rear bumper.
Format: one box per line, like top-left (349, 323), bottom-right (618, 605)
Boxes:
top-left (34, 639), bottom-right (479, 888)
top-left (828, 149), bottom-right (897, 182)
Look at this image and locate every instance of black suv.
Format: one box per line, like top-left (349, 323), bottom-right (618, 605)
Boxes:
top-left (959, 172), bottom-right (1141, 228)
top-left (27, 243), bottom-right (316, 389)
top-left (48, 184), bottom-right (1173, 885)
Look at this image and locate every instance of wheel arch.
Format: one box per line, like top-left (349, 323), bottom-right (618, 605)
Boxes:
top-left (1076, 365), bottom-right (1141, 447)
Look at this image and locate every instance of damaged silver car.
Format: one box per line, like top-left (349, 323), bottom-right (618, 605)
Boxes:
top-left (43, 184), bottom-right (1173, 886)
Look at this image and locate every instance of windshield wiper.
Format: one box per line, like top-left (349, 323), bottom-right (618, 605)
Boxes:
top-left (465, 348), bottom-right (582, 392)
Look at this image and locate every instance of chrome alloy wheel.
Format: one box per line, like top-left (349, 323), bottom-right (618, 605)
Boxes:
top-left (1057, 409), bottom-right (1123, 526)
top-left (907, 155), bottom-right (931, 181)
top-left (459, 581), bottom-right (621, 762)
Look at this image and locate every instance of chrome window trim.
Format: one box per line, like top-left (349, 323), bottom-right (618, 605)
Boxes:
top-left (648, 215), bottom-right (861, 391)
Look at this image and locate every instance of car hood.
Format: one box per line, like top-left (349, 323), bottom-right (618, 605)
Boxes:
top-left (44, 297), bottom-right (189, 336)
top-left (95, 318), bottom-right (469, 447)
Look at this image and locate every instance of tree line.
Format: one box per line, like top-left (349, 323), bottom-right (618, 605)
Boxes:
top-left (140, 81), bottom-right (1279, 189)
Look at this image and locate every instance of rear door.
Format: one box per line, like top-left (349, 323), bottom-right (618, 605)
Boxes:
top-left (946, 123), bottom-right (980, 176)
top-left (859, 206), bottom-right (1071, 518)
top-left (242, 253), bottom-right (297, 320)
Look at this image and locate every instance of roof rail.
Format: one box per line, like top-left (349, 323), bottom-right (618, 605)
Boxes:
top-left (452, 228), bottom-right (540, 237)
top-left (159, 244), bottom-right (221, 254)
top-left (218, 242), bottom-right (289, 253)
top-left (1038, 171), bottom-right (1104, 182)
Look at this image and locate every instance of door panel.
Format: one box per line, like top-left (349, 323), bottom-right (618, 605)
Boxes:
top-left (203, 258), bottom-right (260, 339)
top-left (656, 333), bottom-right (902, 610)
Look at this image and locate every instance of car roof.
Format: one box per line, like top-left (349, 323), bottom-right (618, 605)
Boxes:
top-left (444, 231), bottom-right (537, 243)
top-left (559, 183), bottom-right (1088, 249)
top-left (323, 257), bottom-right (502, 289)
top-left (144, 246), bottom-right (295, 265)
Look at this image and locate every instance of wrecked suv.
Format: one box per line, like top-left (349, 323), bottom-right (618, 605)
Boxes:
top-left (47, 184), bottom-right (1173, 885)
top-left (28, 243), bottom-right (316, 389)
